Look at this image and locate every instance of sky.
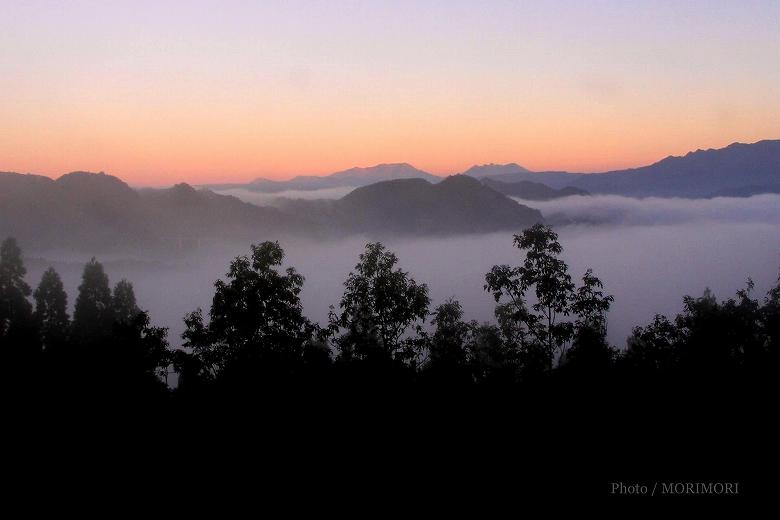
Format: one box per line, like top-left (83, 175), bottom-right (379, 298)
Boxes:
top-left (2, 0), bottom-right (779, 186)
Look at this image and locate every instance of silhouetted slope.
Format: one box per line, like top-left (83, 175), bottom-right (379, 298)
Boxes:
top-left (0, 171), bottom-right (155, 250)
top-left (206, 163), bottom-right (441, 192)
top-left (569, 140), bottom-right (780, 197)
top-left (478, 171), bottom-right (583, 189)
top-left (484, 140), bottom-right (780, 197)
top-left (482, 178), bottom-right (589, 200)
top-left (1, 171), bottom-right (542, 251)
top-left (327, 163), bottom-right (440, 183)
top-left (56, 171), bottom-right (139, 204)
top-left (0, 172), bottom-right (314, 251)
top-left (138, 183), bottom-right (317, 241)
top-left (333, 175), bottom-right (543, 235)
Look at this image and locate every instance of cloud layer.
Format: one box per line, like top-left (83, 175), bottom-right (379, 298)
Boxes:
top-left (214, 187), bottom-right (355, 206)
top-left (24, 194), bottom-right (780, 350)
top-left (513, 193), bottom-right (780, 226)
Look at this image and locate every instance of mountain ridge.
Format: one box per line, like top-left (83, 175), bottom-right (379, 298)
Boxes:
top-left (480, 139), bottom-right (780, 197)
top-left (462, 163), bottom-right (531, 179)
top-left (482, 178), bottom-right (589, 200)
top-left (332, 175), bottom-right (542, 235)
top-left (0, 170), bottom-right (542, 252)
top-left (207, 162), bottom-right (441, 193)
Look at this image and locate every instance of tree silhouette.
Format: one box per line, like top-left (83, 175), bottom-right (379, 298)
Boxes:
top-left (673, 282), bottom-right (764, 374)
top-left (181, 241), bottom-right (314, 387)
top-left (564, 269), bottom-right (616, 373)
top-left (624, 314), bottom-right (681, 375)
top-left (0, 238), bottom-right (35, 354)
top-left (485, 224), bottom-right (575, 373)
top-left (466, 322), bottom-right (517, 385)
top-left (110, 310), bottom-right (172, 396)
top-left (762, 272), bottom-right (780, 366)
top-left (329, 242), bottom-right (430, 366)
top-left (33, 267), bottom-right (70, 351)
top-left (2, 221), bottom-right (779, 458)
top-left (112, 279), bottom-right (140, 324)
top-left (571, 269), bottom-right (613, 335)
top-left (623, 277), bottom-right (778, 380)
top-left (72, 258), bottom-right (113, 341)
top-left (426, 298), bottom-right (470, 382)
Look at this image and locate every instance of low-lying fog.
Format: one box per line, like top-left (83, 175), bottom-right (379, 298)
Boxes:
top-left (214, 187), bottom-right (355, 206)
top-left (25, 194), bottom-right (780, 349)
top-left (512, 193), bottom-right (780, 226)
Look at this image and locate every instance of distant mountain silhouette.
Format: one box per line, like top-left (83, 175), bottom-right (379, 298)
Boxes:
top-left (137, 182), bottom-right (320, 241)
top-left (329, 175), bottom-right (542, 235)
top-left (482, 178), bottom-right (589, 200)
top-left (204, 140), bottom-right (780, 198)
top-left (4, 139), bottom-right (778, 252)
top-left (463, 163), bottom-right (530, 179)
top-left (321, 163), bottom-right (439, 183)
top-left (482, 140), bottom-right (780, 197)
top-left (478, 170), bottom-right (583, 189)
top-left (0, 171), bottom-right (152, 251)
top-left (0, 172), bottom-right (311, 251)
top-left (205, 163), bottom-right (440, 193)
top-left (0, 171), bottom-right (541, 252)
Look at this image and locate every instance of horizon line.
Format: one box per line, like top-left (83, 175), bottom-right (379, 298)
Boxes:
top-left (4, 138), bottom-right (778, 189)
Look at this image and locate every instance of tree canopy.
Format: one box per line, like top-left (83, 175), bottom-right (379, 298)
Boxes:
top-left (0, 229), bottom-right (776, 411)
top-left (328, 242), bottom-right (430, 367)
top-left (182, 241), bottom-right (314, 387)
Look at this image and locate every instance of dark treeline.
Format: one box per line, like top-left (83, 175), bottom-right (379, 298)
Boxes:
top-left (2, 223), bottom-right (778, 406)
top-left (3, 225), bottom-right (777, 498)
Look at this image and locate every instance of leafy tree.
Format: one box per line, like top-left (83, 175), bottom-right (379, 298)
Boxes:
top-left (623, 315), bottom-right (680, 374)
top-left (72, 258), bottom-right (113, 340)
top-left (0, 237), bottom-right (35, 350)
top-left (181, 241), bottom-right (314, 385)
top-left (485, 224), bottom-right (575, 372)
top-left (0, 238), bottom-right (33, 332)
top-left (718, 280), bottom-right (765, 369)
top-left (564, 269), bottom-right (616, 372)
top-left (426, 298), bottom-right (471, 382)
top-left (623, 280), bottom-right (768, 376)
top-left (110, 311), bottom-right (172, 394)
top-left (429, 299), bottom-right (469, 367)
top-left (491, 302), bottom-right (544, 379)
top-left (33, 267), bottom-right (70, 350)
top-left (329, 242), bottom-right (430, 366)
top-left (112, 279), bottom-right (140, 324)
top-left (762, 272), bottom-right (780, 364)
top-left (466, 322), bottom-right (517, 385)
top-left (571, 269), bottom-right (613, 336)
top-left (674, 283), bottom-right (764, 373)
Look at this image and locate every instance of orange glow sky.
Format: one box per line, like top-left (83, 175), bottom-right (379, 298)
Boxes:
top-left (2, 1), bottom-right (779, 186)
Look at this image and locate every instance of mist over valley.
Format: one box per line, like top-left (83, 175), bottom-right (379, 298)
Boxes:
top-left (20, 193), bottom-right (780, 350)
top-left (4, 139), bottom-right (780, 356)
top-left (6, 1), bottom-right (780, 498)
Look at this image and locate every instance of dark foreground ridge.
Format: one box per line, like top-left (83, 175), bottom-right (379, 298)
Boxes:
top-left (1, 225), bottom-right (776, 500)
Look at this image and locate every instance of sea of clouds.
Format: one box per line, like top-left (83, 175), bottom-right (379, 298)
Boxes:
top-left (512, 193), bottom-right (780, 226)
top-left (214, 187), bottom-right (355, 206)
top-left (25, 194), bottom-right (780, 349)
